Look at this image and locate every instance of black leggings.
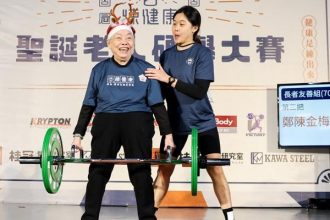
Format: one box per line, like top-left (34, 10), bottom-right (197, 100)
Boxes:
top-left (81, 112), bottom-right (157, 220)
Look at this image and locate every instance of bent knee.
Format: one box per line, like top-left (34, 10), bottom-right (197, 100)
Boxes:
top-left (207, 165), bottom-right (225, 177)
top-left (157, 165), bottom-right (175, 180)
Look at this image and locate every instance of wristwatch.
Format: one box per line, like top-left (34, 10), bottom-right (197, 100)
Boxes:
top-left (168, 76), bottom-right (176, 86)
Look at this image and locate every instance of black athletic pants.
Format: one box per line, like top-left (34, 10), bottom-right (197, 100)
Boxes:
top-left (81, 112), bottom-right (157, 220)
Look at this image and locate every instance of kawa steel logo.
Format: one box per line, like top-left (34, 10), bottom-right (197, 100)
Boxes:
top-left (251, 152), bottom-right (315, 164)
top-left (215, 115), bottom-right (237, 133)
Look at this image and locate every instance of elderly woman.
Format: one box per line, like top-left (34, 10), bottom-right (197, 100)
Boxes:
top-left (72, 3), bottom-right (174, 220)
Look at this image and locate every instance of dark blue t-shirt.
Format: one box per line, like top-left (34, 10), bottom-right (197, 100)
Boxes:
top-left (160, 44), bottom-right (216, 134)
top-left (83, 57), bottom-right (163, 113)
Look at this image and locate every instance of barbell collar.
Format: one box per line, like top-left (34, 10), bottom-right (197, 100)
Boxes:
top-left (204, 159), bottom-right (231, 166)
top-left (19, 156), bottom-right (41, 164)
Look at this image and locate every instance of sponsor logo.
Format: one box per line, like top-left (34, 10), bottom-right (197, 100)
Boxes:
top-left (30, 117), bottom-right (71, 127)
top-left (8, 148), bottom-right (92, 162)
top-left (107, 75), bottom-right (135, 86)
top-left (215, 115), bottom-right (237, 133)
top-left (9, 149), bottom-right (36, 162)
top-left (251, 152), bottom-right (263, 164)
top-left (246, 113), bottom-right (266, 136)
top-left (316, 169), bottom-right (330, 184)
top-left (221, 152), bottom-right (244, 164)
top-left (251, 152), bottom-right (315, 164)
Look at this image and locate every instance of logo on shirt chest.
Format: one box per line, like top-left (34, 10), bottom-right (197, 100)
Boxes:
top-left (107, 75), bottom-right (134, 87)
top-left (186, 57), bottom-right (194, 65)
top-left (138, 74), bottom-right (147, 82)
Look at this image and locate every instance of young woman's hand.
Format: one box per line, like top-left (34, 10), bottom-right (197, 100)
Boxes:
top-left (145, 64), bottom-right (170, 83)
top-left (164, 134), bottom-right (176, 153)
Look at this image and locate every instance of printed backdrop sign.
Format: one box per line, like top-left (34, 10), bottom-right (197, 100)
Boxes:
top-left (0, 0), bottom-right (329, 207)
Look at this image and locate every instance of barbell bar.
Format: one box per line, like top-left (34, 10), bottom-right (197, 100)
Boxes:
top-left (19, 127), bottom-right (230, 195)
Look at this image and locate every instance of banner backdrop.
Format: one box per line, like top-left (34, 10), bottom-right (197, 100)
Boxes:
top-left (0, 0), bottom-right (329, 207)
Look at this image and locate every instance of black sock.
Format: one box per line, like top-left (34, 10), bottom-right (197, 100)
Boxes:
top-left (222, 207), bottom-right (234, 220)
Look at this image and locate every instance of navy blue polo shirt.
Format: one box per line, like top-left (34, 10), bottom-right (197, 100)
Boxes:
top-left (83, 57), bottom-right (163, 113)
top-left (160, 44), bottom-right (216, 134)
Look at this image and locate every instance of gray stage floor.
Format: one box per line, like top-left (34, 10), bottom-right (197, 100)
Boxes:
top-left (0, 203), bottom-right (329, 220)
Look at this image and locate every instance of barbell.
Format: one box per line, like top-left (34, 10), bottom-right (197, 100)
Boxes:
top-left (19, 127), bottom-right (230, 196)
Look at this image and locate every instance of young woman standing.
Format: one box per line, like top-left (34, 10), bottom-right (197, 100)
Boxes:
top-left (145, 5), bottom-right (234, 220)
